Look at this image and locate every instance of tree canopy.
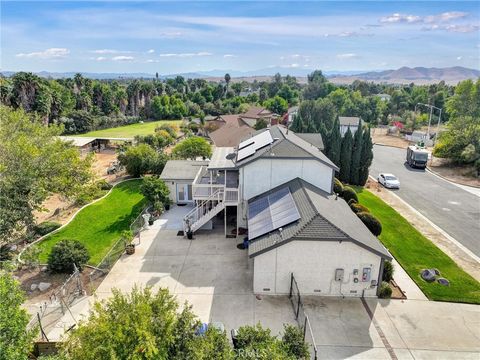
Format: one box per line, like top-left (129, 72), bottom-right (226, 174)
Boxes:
top-left (172, 136), bottom-right (212, 160)
top-left (0, 106), bottom-right (93, 246)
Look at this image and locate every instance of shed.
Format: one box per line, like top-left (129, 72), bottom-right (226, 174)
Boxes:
top-left (160, 160), bottom-right (208, 203)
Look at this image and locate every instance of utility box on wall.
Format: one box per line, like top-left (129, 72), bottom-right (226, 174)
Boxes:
top-left (335, 268), bottom-right (344, 281)
top-left (362, 267), bottom-right (371, 282)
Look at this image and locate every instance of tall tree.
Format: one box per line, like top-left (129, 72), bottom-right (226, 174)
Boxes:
top-left (0, 107), bottom-right (93, 246)
top-left (349, 120), bottom-right (364, 184)
top-left (358, 128), bottom-right (374, 186)
top-left (0, 272), bottom-right (38, 359)
top-left (224, 73), bottom-right (231, 94)
top-left (328, 118), bottom-right (342, 167)
top-left (339, 128), bottom-right (353, 183)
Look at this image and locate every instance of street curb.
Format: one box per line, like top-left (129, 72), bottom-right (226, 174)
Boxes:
top-left (17, 177), bottom-right (141, 264)
top-left (426, 166), bottom-right (480, 189)
top-left (368, 175), bottom-right (480, 265)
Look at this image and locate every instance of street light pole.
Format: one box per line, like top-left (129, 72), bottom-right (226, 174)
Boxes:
top-left (427, 105), bottom-right (433, 142)
top-left (435, 108), bottom-right (442, 144)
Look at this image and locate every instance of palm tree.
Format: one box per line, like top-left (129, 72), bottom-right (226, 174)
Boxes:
top-left (224, 73), bottom-right (231, 95)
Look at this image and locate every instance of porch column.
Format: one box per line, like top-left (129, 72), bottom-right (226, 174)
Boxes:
top-left (224, 205), bottom-right (227, 237)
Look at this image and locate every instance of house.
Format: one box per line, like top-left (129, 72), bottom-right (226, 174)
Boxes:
top-left (159, 160), bottom-right (209, 204)
top-left (167, 125), bottom-right (391, 297)
top-left (209, 122), bottom-right (256, 147)
top-left (339, 116), bottom-right (363, 137)
top-left (59, 136), bottom-right (131, 154)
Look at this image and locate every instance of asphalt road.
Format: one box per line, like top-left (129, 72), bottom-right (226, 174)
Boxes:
top-left (370, 145), bottom-right (480, 257)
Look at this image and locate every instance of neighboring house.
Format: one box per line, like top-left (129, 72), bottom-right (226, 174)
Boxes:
top-left (171, 125), bottom-right (391, 297)
top-left (209, 123), bottom-right (256, 147)
top-left (294, 133), bottom-right (324, 151)
top-left (59, 136), bottom-right (131, 154)
top-left (406, 131), bottom-right (432, 146)
top-left (159, 160), bottom-right (209, 204)
top-left (375, 93), bottom-right (391, 102)
top-left (339, 116), bottom-right (362, 137)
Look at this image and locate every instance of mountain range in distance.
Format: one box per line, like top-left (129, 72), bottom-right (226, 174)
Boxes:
top-left (1, 66), bottom-right (478, 85)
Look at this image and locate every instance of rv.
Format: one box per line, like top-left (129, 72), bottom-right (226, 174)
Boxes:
top-left (406, 145), bottom-right (429, 169)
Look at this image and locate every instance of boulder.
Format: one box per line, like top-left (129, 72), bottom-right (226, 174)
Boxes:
top-left (38, 282), bottom-right (51, 292)
top-left (30, 283), bottom-right (38, 291)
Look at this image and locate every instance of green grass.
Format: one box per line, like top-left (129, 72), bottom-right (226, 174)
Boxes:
top-left (37, 179), bottom-right (145, 265)
top-left (78, 120), bottom-right (182, 138)
top-left (353, 187), bottom-right (480, 304)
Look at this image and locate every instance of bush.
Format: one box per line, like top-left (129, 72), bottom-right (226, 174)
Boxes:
top-left (378, 281), bottom-right (392, 298)
top-left (383, 260), bottom-right (394, 282)
top-left (118, 144), bottom-right (158, 177)
top-left (357, 211), bottom-right (382, 236)
top-left (141, 176), bottom-right (170, 204)
top-left (342, 186), bottom-right (358, 203)
top-left (350, 203), bottom-right (370, 214)
top-left (75, 182), bottom-right (107, 206)
top-left (347, 198), bottom-right (358, 205)
top-left (282, 324), bottom-right (309, 359)
top-left (35, 221), bottom-right (62, 236)
top-left (96, 179), bottom-right (113, 191)
top-left (47, 239), bottom-right (90, 273)
top-left (333, 178), bottom-right (344, 195)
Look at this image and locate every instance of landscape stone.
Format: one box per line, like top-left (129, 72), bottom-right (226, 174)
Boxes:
top-left (38, 282), bottom-right (51, 292)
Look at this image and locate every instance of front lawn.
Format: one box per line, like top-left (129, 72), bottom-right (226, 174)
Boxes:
top-left (354, 187), bottom-right (480, 304)
top-left (37, 179), bottom-right (145, 265)
top-left (78, 120), bottom-right (182, 138)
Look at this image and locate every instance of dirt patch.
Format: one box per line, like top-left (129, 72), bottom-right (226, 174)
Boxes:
top-left (365, 178), bottom-right (480, 282)
top-left (372, 128), bottom-right (410, 149)
top-left (16, 266), bottom-right (103, 304)
top-left (390, 280), bottom-right (407, 300)
top-left (92, 148), bottom-right (127, 181)
top-left (429, 157), bottom-right (479, 188)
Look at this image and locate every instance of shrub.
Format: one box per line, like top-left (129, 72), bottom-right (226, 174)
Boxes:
top-left (333, 178), bottom-right (344, 195)
top-left (342, 186), bottom-right (358, 203)
top-left (141, 176), bottom-right (170, 204)
top-left (35, 221), bottom-right (62, 236)
top-left (350, 203), bottom-right (370, 214)
top-left (357, 211), bottom-right (382, 236)
top-left (96, 179), bottom-right (113, 191)
top-left (347, 198), bottom-right (358, 205)
top-left (383, 260), bottom-right (394, 282)
top-left (118, 144), bottom-right (158, 177)
top-left (378, 281), bottom-right (392, 299)
top-left (75, 182), bottom-right (106, 206)
top-left (282, 324), bottom-right (309, 359)
top-left (47, 239), bottom-right (90, 273)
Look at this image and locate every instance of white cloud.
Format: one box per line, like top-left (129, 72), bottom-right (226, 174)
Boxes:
top-left (336, 53), bottom-right (359, 59)
top-left (456, 56), bottom-right (463, 60)
top-left (223, 54), bottom-right (236, 58)
top-left (380, 13), bottom-right (421, 23)
top-left (112, 55), bottom-right (134, 61)
top-left (159, 52), bottom-right (212, 57)
top-left (425, 12), bottom-right (468, 23)
top-left (147, 49), bottom-right (155, 54)
top-left (422, 23), bottom-right (479, 33)
top-left (91, 49), bottom-right (132, 54)
top-left (95, 56), bottom-right (107, 61)
top-left (146, 59), bottom-right (159, 63)
top-left (16, 47), bottom-right (69, 59)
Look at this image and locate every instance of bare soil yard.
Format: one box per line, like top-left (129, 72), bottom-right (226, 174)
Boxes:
top-left (429, 157), bottom-right (479, 187)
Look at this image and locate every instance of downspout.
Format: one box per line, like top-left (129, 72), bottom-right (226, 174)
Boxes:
top-left (376, 258), bottom-right (385, 297)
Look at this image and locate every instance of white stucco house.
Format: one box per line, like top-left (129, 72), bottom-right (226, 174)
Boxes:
top-left (162, 125), bottom-right (391, 297)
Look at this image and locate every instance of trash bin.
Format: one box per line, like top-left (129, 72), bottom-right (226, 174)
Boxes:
top-left (243, 237), bottom-right (249, 249)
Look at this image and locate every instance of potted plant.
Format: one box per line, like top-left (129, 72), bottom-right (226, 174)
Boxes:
top-left (164, 198), bottom-right (171, 211)
top-left (187, 230), bottom-right (193, 240)
top-left (125, 243), bottom-right (135, 255)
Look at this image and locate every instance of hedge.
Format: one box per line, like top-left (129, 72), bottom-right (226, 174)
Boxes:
top-left (357, 211), bottom-right (382, 236)
top-left (342, 186), bottom-right (358, 204)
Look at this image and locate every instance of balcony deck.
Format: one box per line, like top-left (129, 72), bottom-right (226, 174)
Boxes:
top-left (192, 166), bottom-right (239, 204)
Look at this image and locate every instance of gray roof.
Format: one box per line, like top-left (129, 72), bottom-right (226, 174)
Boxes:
top-left (339, 116), bottom-right (362, 127)
top-left (234, 126), bottom-right (338, 171)
top-left (159, 160), bottom-right (208, 180)
top-left (248, 178), bottom-right (391, 259)
top-left (295, 133), bottom-right (324, 150)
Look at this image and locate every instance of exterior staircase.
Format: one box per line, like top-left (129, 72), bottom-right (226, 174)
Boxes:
top-left (183, 189), bottom-right (226, 235)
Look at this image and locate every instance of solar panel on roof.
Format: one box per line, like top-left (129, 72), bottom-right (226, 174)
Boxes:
top-left (238, 138), bottom-right (254, 150)
top-left (252, 131), bottom-right (274, 150)
top-left (247, 187), bottom-right (300, 240)
top-left (237, 145), bottom-right (255, 161)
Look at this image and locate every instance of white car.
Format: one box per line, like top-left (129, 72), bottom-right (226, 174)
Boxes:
top-left (378, 173), bottom-right (400, 189)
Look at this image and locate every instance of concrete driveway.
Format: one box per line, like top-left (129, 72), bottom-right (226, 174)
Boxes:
top-left (370, 145), bottom-right (480, 257)
top-left (94, 205), bottom-right (296, 336)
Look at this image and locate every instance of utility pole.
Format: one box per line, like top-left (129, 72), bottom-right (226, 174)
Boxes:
top-left (415, 103), bottom-right (442, 146)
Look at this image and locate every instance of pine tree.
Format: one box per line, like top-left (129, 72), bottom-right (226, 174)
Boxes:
top-left (339, 128), bottom-right (353, 182)
top-left (358, 128), bottom-right (374, 185)
top-left (290, 113), bottom-right (303, 132)
top-left (329, 118), bottom-right (341, 167)
top-left (318, 122), bottom-right (330, 158)
top-left (349, 120), bottom-right (364, 184)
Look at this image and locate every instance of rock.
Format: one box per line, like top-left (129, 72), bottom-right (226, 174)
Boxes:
top-left (41, 266), bottom-right (48, 272)
top-left (38, 282), bottom-right (51, 292)
top-left (30, 283), bottom-right (38, 291)
top-left (10, 244), bottom-right (17, 251)
top-left (53, 208), bottom-right (61, 216)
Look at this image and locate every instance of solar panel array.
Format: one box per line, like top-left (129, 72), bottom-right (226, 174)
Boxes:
top-left (248, 187), bottom-right (301, 240)
top-left (236, 130), bottom-right (274, 162)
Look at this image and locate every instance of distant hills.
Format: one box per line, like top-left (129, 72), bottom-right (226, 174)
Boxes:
top-left (328, 66), bottom-right (480, 85)
top-left (2, 66), bottom-right (478, 85)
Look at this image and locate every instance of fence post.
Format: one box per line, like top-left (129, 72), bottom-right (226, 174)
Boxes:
top-left (303, 317), bottom-right (307, 340)
top-left (289, 273), bottom-right (293, 298)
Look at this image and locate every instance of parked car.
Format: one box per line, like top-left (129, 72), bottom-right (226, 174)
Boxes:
top-left (378, 173), bottom-right (400, 189)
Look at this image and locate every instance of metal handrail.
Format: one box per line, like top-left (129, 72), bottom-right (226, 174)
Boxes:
top-left (184, 188), bottom-right (224, 224)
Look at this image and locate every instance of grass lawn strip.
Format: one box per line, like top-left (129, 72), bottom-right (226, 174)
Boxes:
top-left (354, 187), bottom-right (480, 304)
top-left (37, 179), bottom-right (145, 265)
top-left (78, 120), bottom-right (182, 138)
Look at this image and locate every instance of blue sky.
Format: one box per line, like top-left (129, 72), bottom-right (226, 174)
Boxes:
top-left (1, 1), bottom-right (479, 74)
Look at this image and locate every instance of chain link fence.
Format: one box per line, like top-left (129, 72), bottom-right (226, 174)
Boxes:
top-left (289, 273), bottom-right (318, 360)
